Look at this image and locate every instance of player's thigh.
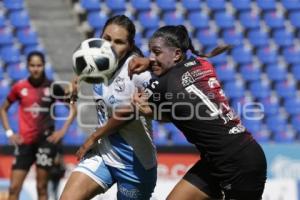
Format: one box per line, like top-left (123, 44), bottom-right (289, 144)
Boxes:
top-left (60, 171), bottom-right (104, 200)
top-left (9, 169), bottom-right (29, 192)
top-left (36, 167), bottom-right (50, 188)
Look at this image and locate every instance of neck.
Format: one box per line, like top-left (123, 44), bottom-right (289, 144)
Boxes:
top-left (28, 74), bottom-right (46, 87)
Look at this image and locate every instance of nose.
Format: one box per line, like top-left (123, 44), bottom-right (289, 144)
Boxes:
top-left (149, 52), bottom-right (156, 61)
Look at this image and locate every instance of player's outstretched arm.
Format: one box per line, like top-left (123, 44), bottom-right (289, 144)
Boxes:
top-left (128, 57), bottom-right (151, 79)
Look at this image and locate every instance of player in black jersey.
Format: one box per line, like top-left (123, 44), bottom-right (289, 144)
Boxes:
top-left (129, 25), bottom-right (267, 200)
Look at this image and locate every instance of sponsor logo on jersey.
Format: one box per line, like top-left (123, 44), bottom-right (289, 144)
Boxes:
top-left (181, 71), bottom-right (195, 87)
top-left (184, 60), bottom-right (198, 67)
top-left (21, 88), bottom-right (28, 96)
top-left (114, 76), bottom-right (125, 92)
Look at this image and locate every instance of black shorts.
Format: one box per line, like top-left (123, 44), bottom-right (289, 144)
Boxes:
top-left (183, 140), bottom-right (267, 200)
top-left (12, 140), bottom-right (59, 170)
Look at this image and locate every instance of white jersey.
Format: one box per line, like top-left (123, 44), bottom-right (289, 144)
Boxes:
top-left (93, 55), bottom-right (157, 170)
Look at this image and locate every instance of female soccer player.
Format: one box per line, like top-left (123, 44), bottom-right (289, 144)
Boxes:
top-left (129, 25), bottom-right (267, 200)
top-left (0, 51), bottom-right (76, 200)
top-left (60, 15), bottom-right (157, 200)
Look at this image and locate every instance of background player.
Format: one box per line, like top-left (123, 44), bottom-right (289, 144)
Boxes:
top-left (60, 15), bottom-right (157, 200)
top-left (0, 51), bottom-right (76, 200)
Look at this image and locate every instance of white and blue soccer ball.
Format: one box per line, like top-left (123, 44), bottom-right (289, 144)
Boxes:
top-left (72, 38), bottom-right (118, 83)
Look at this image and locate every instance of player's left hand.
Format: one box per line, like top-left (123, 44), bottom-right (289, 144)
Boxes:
top-left (47, 130), bottom-right (64, 144)
top-left (76, 135), bottom-right (95, 160)
top-left (132, 92), bottom-right (153, 116)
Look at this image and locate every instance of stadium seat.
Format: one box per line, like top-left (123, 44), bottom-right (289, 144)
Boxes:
top-left (257, 47), bottom-right (278, 64)
top-left (282, 0), bottom-right (300, 11)
top-left (266, 115), bottom-right (287, 133)
top-left (156, 0), bottom-right (176, 12)
top-left (0, 14), bottom-right (6, 28)
top-left (224, 80), bottom-right (245, 99)
top-left (152, 121), bottom-right (172, 146)
top-left (222, 29), bottom-right (243, 46)
top-left (230, 96), bottom-right (254, 117)
top-left (273, 127), bottom-right (296, 143)
top-left (131, 0), bottom-right (151, 12)
top-left (106, 0), bottom-right (126, 12)
top-left (7, 63), bottom-right (29, 81)
top-left (214, 11), bottom-right (235, 30)
top-left (232, 0), bottom-right (251, 12)
top-left (188, 11), bottom-right (209, 30)
top-left (16, 28), bottom-right (39, 47)
top-left (3, 0), bottom-right (24, 11)
top-left (87, 11), bottom-right (108, 30)
top-left (182, 0), bottom-right (201, 11)
top-left (215, 63), bottom-right (235, 81)
top-left (163, 11), bottom-right (184, 26)
top-left (266, 64), bottom-right (287, 82)
top-left (275, 80), bottom-right (297, 99)
top-left (291, 64), bottom-right (300, 81)
top-left (0, 80), bottom-right (11, 99)
top-left (273, 29), bottom-right (294, 47)
top-left (45, 64), bottom-right (54, 80)
top-left (248, 29), bottom-right (269, 48)
top-left (260, 96), bottom-right (280, 115)
top-left (196, 29), bottom-right (218, 48)
top-left (0, 28), bottom-right (14, 46)
top-left (249, 80), bottom-right (271, 99)
top-left (284, 97), bottom-right (300, 115)
top-left (288, 11), bottom-right (300, 30)
top-left (291, 114), bottom-right (300, 132)
top-left (251, 125), bottom-right (272, 142)
top-left (55, 103), bottom-right (70, 119)
top-left (206, 0), bottom-right (226, 11)
top-left (9, 10), bottom-right (30, 29)
top-left (23, 45), bottom-right (45, 56)
top-left (138, 11), bottom-right (160, 30)
top-left (0, 46), bottom-right (21, 64)
top-left (239, 11), bottom-right (260, 30)
top-left (256, 0), bottom-right (276, 11)
top-left (264, 12), bottom-right (285, 29)
top-left (80, 0), bottom-right (100, 12)
top-left (0, 66), bottom-right (4, 80)
top-left (240, 64), bottom-right (261, 82)
top-left (208, 51), bottom-right (227, 65)
top-left (243, 118), bottom-right (263, 135)
top-left (231, 46), bottom-right (253, 64)
top-left (282, 46), bottom-right (300, 65)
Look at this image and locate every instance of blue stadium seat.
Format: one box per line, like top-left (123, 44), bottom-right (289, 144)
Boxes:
top-left (196, 29), bottom-right (218, 47)
top-left (273, 129), bottom-right (296, 143)
top-left (206, 0), bottom-right (226, 11)
top-left (282, 46), bottom-right (300, 65)
top-left (0, 126), bottom-right (9, 145)
top-left (273, 29), bottom-right (294, 47)
top-left (232, 0), bottom-right (251, 12)
top-left (264, 12), bottom-right (285, 29)
top-left (240, 64), bottom-right (261, 82)
top-left (3, 0), bottom-right (24, 11)
top-left (0, 46), bottom-right (21, 64)
top-left (230, 96), bottom-right (253, 117)
top-left (163, 11), bottom-right (184, 26)
top-left (208, 51), bottom-right (227, 65)
top-left (284, 98), bottom-right (300, 115)
top-left (231, 46), bottom-right (253, 64)
top-left (156, 0), bottom-right (176, 12)
top-left (7, 63), bottom-right (29, 81)
top-left (222, 29), bottom-right (243, 46)
top-left (215, 11), bottom-right (235, 29)
top-left (80, 0), bottom-right (100, 12)
top-left (291, 64), bottom-right (300, 81)
top-left (224, 80), bottom-right (245, 99)
top-left (282, 0), bottom-right (300, 11)
top-left (215, 63), bottom-right (235, 81)
top-left (182, 0), bottom-right (201, 11)
top-left (45, 64), bottom-right (54, 80)
top-left (9, 10), bottom-right (30, 29)
top-left (257, 47), bottom-right (278, 64)
top-left (0, 65), bottom-right (4, 80)
top-left (16, 28), bottom-right (39, 47)
top-left (256, 0), bottom-right (276, 11)
top-left (248, 29), bottom-right (269, 47)
top-left (106, 0), bottom-right (126, 12)
top-left (134, 31), bottom-right (143, 47)
top-left (87, 11), bottom-right (108, 30)
top-left (152, 121), bottom-right (172, 146)
top-left (131, 0), bottom-right (151, 12)
top-left (266, 64), bottom-right (287, 82)
top-left (243, 118), bottom-right (262, 135)
top-left (0, 14), bottom-right (6, 28)
top-left (251, 125), bottom-right (272, 143)
top-left (188, 11), bottom-right (209, 30)
top-left (266, 115), bottom-right (287, 133)
top-left (138, 11), bottom-right (160, 30)
top-left (275, 80), bottom-right (297, 99)
top-left (23, 45), bottom-right (45, 56)
top-left (249, 80), bottom-right (271, 99)
top-left (291, 115), bottom-right (300, 132)
top-left (55, 103), bottom-right (70, 118)
top-left (260, 96), bottom-right (280, 115)
top-left (289, 11), bottom-right (300, 29)
top-left (0, 28), bottom-right (14, 46)
top-left (239, 11), bottom-right (260, 30)
top-left (0, 80), bottom-right (11, 99)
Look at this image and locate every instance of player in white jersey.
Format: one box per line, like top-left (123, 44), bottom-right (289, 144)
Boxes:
top-left (60, 15), bottom-right (157, 200)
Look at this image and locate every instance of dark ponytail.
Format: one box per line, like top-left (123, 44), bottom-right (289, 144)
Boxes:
top-left (151, 25), bottom-right (232, 59)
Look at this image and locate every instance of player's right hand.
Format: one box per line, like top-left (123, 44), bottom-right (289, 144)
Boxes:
top-left (9, 134), bottom-right (23, 145)
top-left (128, 57), bottom-right (151, 79)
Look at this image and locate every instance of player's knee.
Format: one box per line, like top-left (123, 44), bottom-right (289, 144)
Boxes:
top-left (9, 184), bottom-right (22, 196)
top-left (36, 182), bottom-right (47, 196)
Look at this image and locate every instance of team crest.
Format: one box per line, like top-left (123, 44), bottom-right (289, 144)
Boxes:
top-left (21, 88), bottom-right (28, 96)
top-left (181, 71), bottom-right (195, 87)
top-left (114, 76), bottom-right (125, 92)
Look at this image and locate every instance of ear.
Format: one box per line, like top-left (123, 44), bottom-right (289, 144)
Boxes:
top-left (173, 48), bottom-right (183, 62)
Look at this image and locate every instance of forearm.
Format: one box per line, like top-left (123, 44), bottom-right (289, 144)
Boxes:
top-left (60, 104), bottom-right (77, 133)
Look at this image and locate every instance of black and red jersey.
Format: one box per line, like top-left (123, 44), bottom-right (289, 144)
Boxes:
top-left (146, 57), bottom-right (253, 166)
top-left (7, 78), bottom-right (65, 144)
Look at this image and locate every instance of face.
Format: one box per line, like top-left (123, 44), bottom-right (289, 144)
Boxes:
top-left (149, 37), bottom-right (181, 76)
top-left (28, 55), bottom-right (45, 79)
top-left (102, 24), bottom-right (132, 61)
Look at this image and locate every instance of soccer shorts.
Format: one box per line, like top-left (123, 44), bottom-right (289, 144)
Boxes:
top-left (74, 152), bottom-right (157, 200)
top-left (12, 140), bottom-right (59, 170)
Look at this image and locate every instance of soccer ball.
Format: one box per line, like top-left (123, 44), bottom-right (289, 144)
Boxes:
top-left (72, 38), bottom-right (118, 83)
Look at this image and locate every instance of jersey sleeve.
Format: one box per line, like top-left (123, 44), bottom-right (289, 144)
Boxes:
top-left (132, 71), bottom-right (153, 90)
top-left (7, 83), bottom-right (19, 103)
top-left (144, 77), bottom-right (166, 105)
